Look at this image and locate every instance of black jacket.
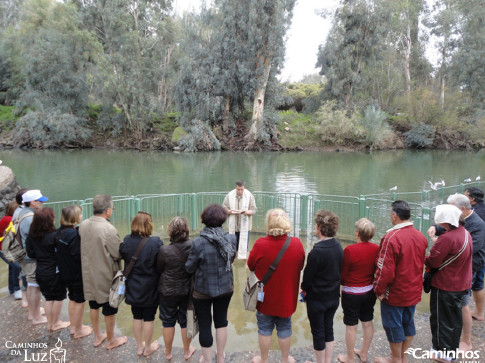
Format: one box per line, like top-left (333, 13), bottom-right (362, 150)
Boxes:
top-left (55, 226), bottom-right (82, 283)
top-left (301, 238), bottom-right (344, 300)
top-left (120, 235), bottom-right (163, 307)
top-left (26, 231), bottom-right (57, 278)
top-left (157, 239), bottom-right (193, 296)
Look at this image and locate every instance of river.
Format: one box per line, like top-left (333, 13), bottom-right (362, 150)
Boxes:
top-left (0, 149), bottom-right (483, 351)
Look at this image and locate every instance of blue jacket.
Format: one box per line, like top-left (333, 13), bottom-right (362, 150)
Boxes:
top-left (185, 227), bottom-right (237, 297)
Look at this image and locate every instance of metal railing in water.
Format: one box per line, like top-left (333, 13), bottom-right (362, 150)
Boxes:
top-left (44, 181), bottom-right (485, 241)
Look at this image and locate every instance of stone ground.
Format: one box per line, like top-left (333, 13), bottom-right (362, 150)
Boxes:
top-left (0, 295), bottom-right (483, 363)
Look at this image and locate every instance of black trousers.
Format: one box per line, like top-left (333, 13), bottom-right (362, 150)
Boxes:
top-left (192, 292), bottom-right (233, 348)
top-left (430, 287), bottom-right (466, 352)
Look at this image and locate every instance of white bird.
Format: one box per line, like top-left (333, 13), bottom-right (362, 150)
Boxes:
top-left (0, 160), bottom-right (2, 165)
top-left (476, 176), bottom-right (481, 181)
top-left (464, 178), bottom-right (472, 183)
top-left (389, 186), bottom-right (397, 191)
top-left (428, 181), bottom-right (437, 191)
top-left (441, 180), bottom-right (445, 186)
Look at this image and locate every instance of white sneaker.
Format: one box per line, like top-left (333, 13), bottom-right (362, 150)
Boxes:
top-left (14, 290), bottom-right (22, 300)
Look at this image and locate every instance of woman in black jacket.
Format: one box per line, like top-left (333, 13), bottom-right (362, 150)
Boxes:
top-left (26, 208), bottom-right (70, 332)
top-left (185, 204), bottom-right (237, 363)
top-left (55, 205), bottom-right (92, 339)
top-left (120, 211), bottom-right (162, 357)
top-left (157, 217), bottom-right (195, 360)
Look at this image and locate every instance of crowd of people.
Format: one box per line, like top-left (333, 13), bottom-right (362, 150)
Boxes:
top-left (0, 181), bottom-right (484, 363)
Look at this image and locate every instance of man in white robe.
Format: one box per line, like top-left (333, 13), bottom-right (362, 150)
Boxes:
top-left (222, 180), bottom-right (257, 259)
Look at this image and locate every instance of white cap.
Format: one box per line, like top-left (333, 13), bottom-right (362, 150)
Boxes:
top-left (22, 190), bottom-right (48, 203)
top-left (434, 204), bottom-right (462, 227)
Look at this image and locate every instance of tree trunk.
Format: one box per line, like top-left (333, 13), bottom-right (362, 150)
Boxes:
top-left (404, 23), bottom-right (412, 106)
top-left (246, 56), bottom-right (271, 147)
top-left (222, 95), bottom-right (231, 133)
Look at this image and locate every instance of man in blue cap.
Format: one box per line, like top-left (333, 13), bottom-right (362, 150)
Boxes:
top-left (18, 189), bottom-right (48, 325)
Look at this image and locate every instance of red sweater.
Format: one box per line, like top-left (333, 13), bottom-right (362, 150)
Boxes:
top-left (341, 241), bottom-right (379, 287)
top-left (247, 235), bottom-right (305, 318)
top-left (373, 223), bottom-right (428, 306)
top-left (425, 226), bottom-right (473, 291)
top-left (0, 216), bottom-right (12, 250)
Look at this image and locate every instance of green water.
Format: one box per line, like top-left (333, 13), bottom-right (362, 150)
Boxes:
top-left (0, 149), bottom-right (482, 351)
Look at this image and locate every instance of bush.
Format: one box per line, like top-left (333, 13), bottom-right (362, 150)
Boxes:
top-left (13, 111), bottom-right (91, 148)
top-left (361, 105), bottom-right (391, 148)
top-left (178, 119), bottom-right (220, 152)
top-left (314, 101), bottom-right (364, 145)
top-left (404, 123), bottom-right (435, 148)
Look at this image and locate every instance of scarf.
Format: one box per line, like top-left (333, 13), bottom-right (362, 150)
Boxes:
top-left (200, 226), bottom-right (234, 271)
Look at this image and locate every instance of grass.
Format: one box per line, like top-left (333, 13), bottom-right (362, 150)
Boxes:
top-left (0, 105), bottom-right (15, 122)
top-left (277, 110), bottom-right (322, 148)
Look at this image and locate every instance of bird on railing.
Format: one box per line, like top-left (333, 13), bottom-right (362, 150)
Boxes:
top-left (389, 186), bottom-right (397, 191)
top-left (477, 176), bottom-right (481, 181)
top-left (428, 180), bottom-right (445, 191)
top-left (464, 178), bottom-right (472, 183)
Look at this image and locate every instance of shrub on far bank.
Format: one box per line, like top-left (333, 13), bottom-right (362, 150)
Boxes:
top-left (13, 111), bottom-right (91, 148)
top-left (404, 123), bottom-right (435, 148)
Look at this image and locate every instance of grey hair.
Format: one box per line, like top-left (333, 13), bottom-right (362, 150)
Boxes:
top-left (92, 194), bottom-right (113, 215)
top-left (447, 193), bottom-right (471, 210)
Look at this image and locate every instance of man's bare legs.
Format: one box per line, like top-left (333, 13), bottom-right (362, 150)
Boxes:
top-left (471, 289), bottom-right (484, 321)
top-left (68, 301), bottom-right (91, 338)
top-left (460, 305), bottom-right (473, 350)
top-left (252, 334), bottom-right (271, 363)
top-left (89, 308), bottom-right (107, 347)
top-left (104, 314), bottom-right (127, 350)
top-left (375, 336), bottom-right (413, 363)
top-left (44, 300), bottom-right (69, 331)
top-left (278, 336), bottom-right (296, 363)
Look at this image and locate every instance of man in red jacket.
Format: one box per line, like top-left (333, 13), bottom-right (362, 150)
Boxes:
top-left (373, 200), bottom-right (428, 363)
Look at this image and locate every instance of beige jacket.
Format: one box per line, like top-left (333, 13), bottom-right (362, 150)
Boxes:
top-left (79, 216), bottom-right (122, 303)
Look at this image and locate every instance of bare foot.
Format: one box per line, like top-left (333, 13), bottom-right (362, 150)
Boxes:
top-left (39, 307), bottom-right (45, 315)
top-left (21, 301), bottom-right (28, 308)
top-left (93, 332), bottom-right (107, 347)
top-left (251, 355), bottom-right (262, 363)
top-left (105, 336), bottom-right (127, 350)
top-left (337, 354), bottom-right (352, 363)
top-left (375, 357), bottom-right (393, 363)
top-left (184, 345), bottom-right (196, 360)
top-left (459, 341), bottom-right (473, 351)
top-left (70, 328), bottom-right (75, 335)
top-left (354, 348), bottom-right (367, 362)
top-left (471, 311), bottom-right (484, 321)
top-left (52, 321), bottom-right (70, 332)
top-left (32, 316), bottom-right (48, 325)
top-left (74, 325), bottom-right (92, 339)
top-left (216, 352), bottom-right (225, 363)
top-left (143, 341), bottom-right (160, 357)
top-left (164, 347), bottom-right (173, 360)
top-left (287, 356), bottom-right (296, 363)
top-left (137, 342), bottom-right (146, 356)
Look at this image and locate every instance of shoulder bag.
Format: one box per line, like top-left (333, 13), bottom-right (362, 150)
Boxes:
top-left (243, 236), bottom-right (291, 311)
top-left (423, 231), bottom-right (469, 293)
top-left (169, 244), bottom-right (199, 339)
top-left (109, 237), bottom-right (149, 308)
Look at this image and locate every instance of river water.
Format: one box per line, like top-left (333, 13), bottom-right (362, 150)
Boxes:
top-left (0, 149), bottom-right (483, 351)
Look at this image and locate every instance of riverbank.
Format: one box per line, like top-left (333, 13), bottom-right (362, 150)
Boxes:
top-left (0, 294), bottom-right (483, 363)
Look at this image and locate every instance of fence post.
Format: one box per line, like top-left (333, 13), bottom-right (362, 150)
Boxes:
top-left (421, 207), bottom-right (432, 237)
top-left (134, 197), bottom-right (142, 218)
top-left (421, 190), bottom-right (428, 202)
top-left (269, 195), bottom-right (275, 210)
top-left (178, 194), bottom-right (184, 215)
top-left (191, 193), bottom-right (198, 232)
top-left (459, 183), bottom-right (465, 193)
top-left (300, 194), bottom-right (308, 234)
top-left (359, 195), bottom-right (366, 219)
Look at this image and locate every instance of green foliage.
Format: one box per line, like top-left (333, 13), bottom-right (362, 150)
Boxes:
top-left (0, 105), bottom-right (15, 123)
top-left (13, 111), bottom-right (92, 148)
top-left (178, 119), bottom-right (220, 152)
top-left (171, 126), bottom-right (187, 143)
top-left (314, 101), bottom-right (364, 145)
top-left (277, 110), bottom-right (321, 148)
top-left (404, 123), bottom-right (435, 148)
top-left (361, 105), bottom-right (391, 147)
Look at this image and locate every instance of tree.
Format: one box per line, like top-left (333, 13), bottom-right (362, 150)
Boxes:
top-left (316, 0), bottom-right (387, 110)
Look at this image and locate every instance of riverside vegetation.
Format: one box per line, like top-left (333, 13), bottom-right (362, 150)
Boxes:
top-left (0, 0), bottom-right (484, 152)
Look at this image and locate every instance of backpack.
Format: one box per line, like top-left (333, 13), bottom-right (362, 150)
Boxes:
top-left (1, 211), bottom-right (34, 263)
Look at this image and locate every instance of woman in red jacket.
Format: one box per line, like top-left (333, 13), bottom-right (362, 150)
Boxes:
top-left (337, 218), bottom-right (379, 363)
top-left (247, 209), bottom-right (305, 363)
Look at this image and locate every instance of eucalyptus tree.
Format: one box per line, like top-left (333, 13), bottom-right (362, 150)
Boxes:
top-left (73, 0), bottom-right (177, 137)
top-left (316, 0), bottom-right (388, 110)
top-left (9, 0), bottom-right (101, 146)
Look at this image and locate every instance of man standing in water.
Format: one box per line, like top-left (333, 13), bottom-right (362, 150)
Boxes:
top-left (80, 194), bottom-right (127, 349)
top-left (373, 200), bottom-right (428, 363)
top-left (223, 180), bottom-right (257, 259)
